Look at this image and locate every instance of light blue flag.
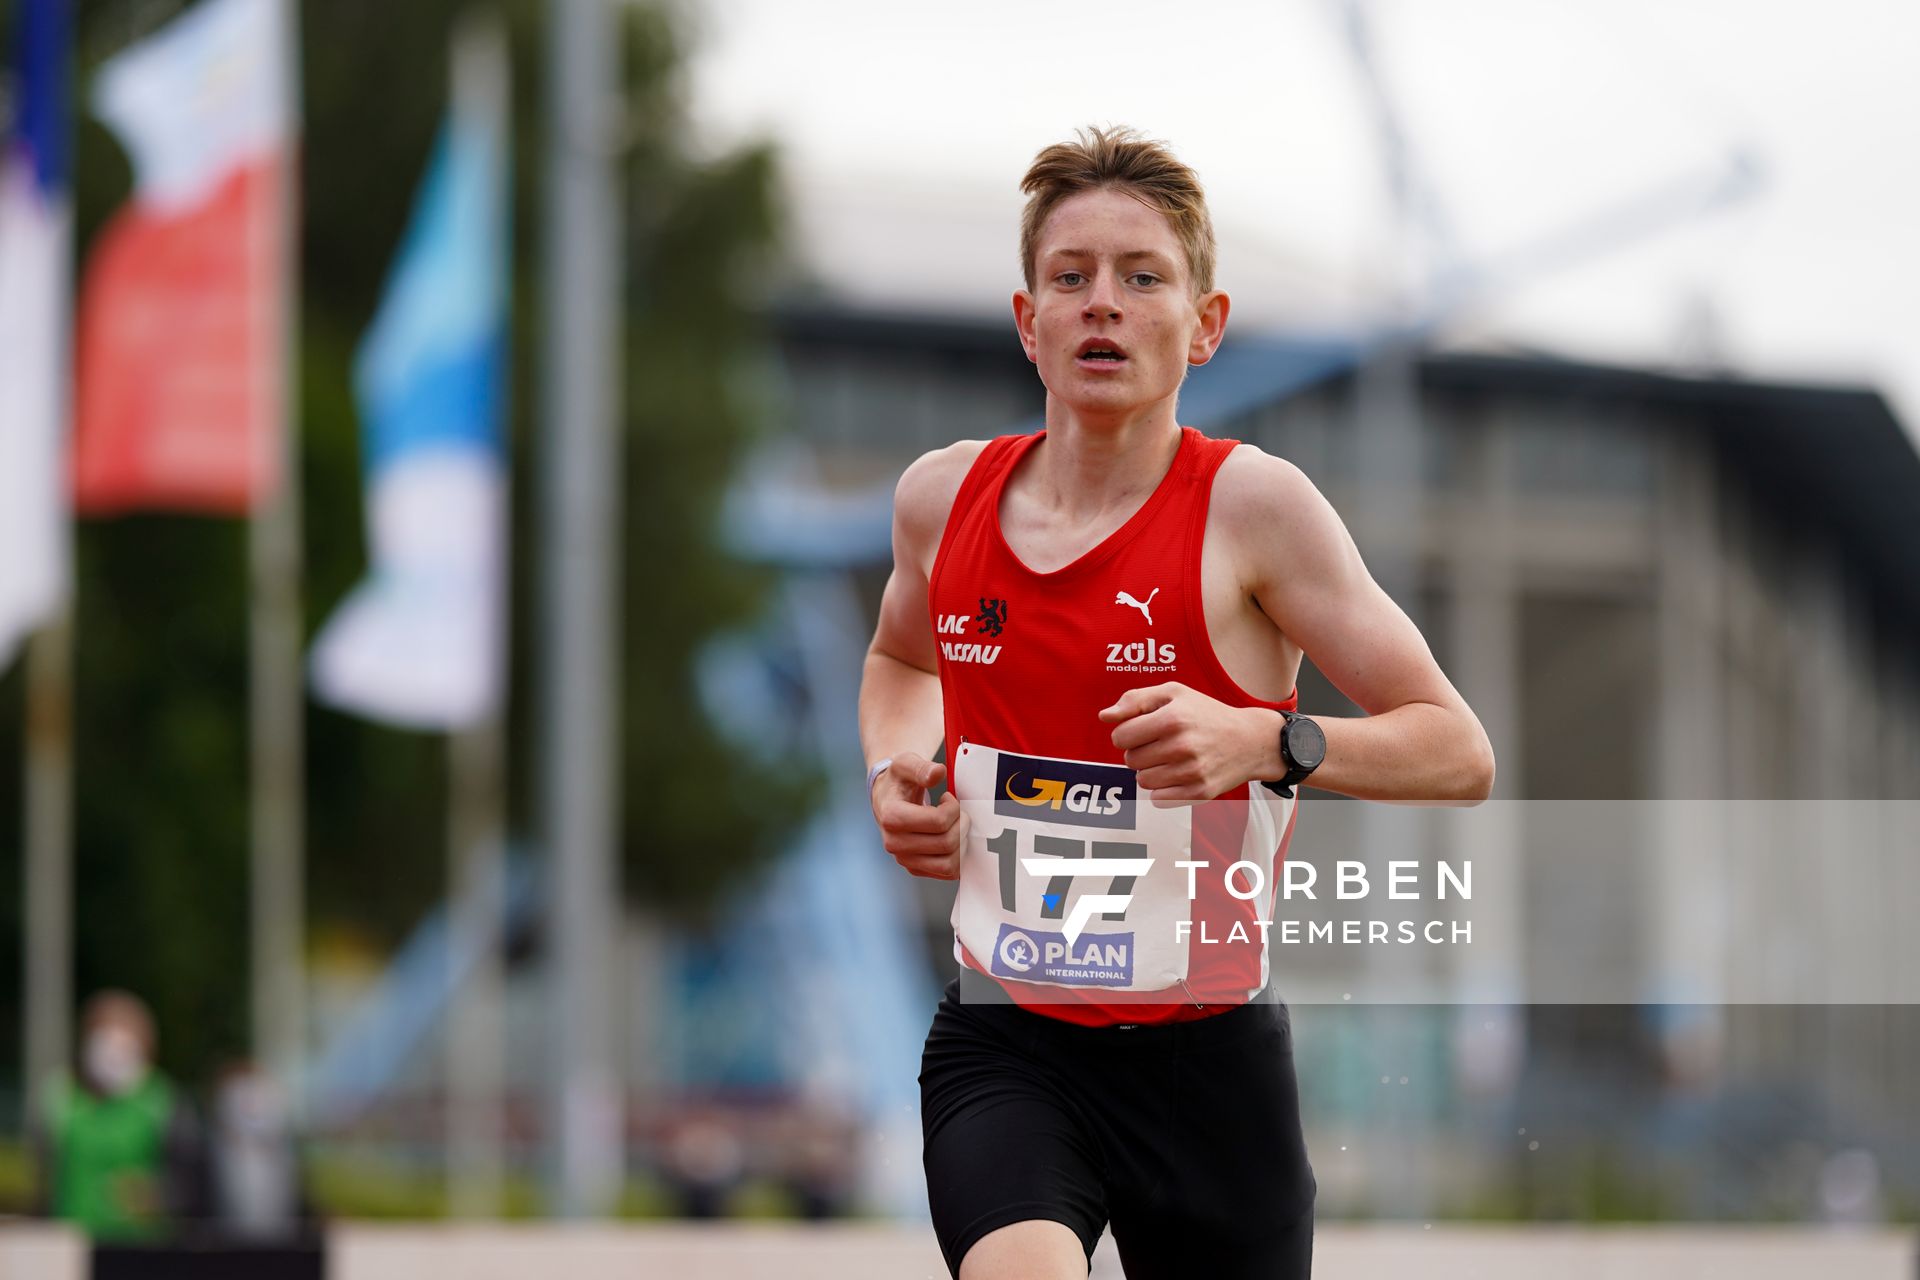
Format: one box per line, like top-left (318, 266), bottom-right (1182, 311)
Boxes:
top-left (311, 31), bottom-right (509, 729)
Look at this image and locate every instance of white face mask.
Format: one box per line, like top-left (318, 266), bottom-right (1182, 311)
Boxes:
top-left (84, 1026), bottom-right (149, 1097)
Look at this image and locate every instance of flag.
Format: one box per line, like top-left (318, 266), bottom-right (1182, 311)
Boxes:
top-left (0, 0), bottom-right (71, 671)
top-left (309, 27), bottom-right (509, 729)
top-left (71, 0), bottom-right (293, 515)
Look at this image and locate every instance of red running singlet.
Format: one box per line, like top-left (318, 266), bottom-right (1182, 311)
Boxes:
top-left (929, 425), bottom-right (1301, 1027)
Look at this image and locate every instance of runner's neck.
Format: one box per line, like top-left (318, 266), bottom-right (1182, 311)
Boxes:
top-left (1023, 411), bottom-right (1184, 528)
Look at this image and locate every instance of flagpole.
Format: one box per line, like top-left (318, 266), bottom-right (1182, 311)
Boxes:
top-left (446, 13), bottom-right (511, 1219)
top-left (543, 0), bottom-right (624, 1219)
top-left (19, 0), bottom-right (75, 1123)
top-left (250, 0), bottom-right (305, 1109)
top-left (249, 438), bottom-right (305, 1108)
top-left (448, 719), bottom-right (507, 1216)
top-left (23, 611), bottom-right (72, 1114)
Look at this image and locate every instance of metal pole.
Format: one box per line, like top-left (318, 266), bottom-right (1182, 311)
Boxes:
top-left (23, 607), bottom-right (73, 1114)
top-left (448, 720), bottom-right (508, 1215)
top-left (20, 0), bottom-right (76, 1126)
top-left (251, 0), bottom-right (304, 1109)
top-left (249, 423), bottom-right (305, 1102)
top-left (447, 13), bottom-right (511, 1219)
top-left (1340, 0), bottom-right (1434, 1220)
top-left (542, 0), bottom-right (624, 1218)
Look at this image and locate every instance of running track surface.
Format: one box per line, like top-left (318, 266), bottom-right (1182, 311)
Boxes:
top-left (2, 1223), bottom-right (1914, 1278)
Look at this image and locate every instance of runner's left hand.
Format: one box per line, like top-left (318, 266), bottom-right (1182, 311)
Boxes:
top-left (1098, 682), bottom-right (1278, 807)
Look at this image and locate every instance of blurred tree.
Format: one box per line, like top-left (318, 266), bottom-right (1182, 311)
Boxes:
top-left (612, 4), bottom-right (817, 913)
top-left (0, 0), bottom-right (810, 1091)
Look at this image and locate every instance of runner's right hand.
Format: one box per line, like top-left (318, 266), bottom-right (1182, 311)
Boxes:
top-left (871, 753), bottom-right (968, 881)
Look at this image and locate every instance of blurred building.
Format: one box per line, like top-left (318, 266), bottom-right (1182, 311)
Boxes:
top-left (294, 301), bottom-right (1920, 1224)
top-left (764, 301), bottom-right (1920, 1219)
top-left (771, 303), bottom-right (1920, 801)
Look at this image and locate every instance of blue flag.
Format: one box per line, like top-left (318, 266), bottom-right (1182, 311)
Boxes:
top-left (0, 0), bottom-right (71, 672)
top-left (311, 28), bottom-right (509, 728)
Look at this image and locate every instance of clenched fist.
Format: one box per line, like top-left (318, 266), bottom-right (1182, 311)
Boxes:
top-left (870, 752), bottom-right (970, 880)
top-left (1099, 681), bottom-right (1280, 806)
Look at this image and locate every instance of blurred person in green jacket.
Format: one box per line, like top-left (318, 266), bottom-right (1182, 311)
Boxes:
top-left (31, 990), bottom-right (205, 1240)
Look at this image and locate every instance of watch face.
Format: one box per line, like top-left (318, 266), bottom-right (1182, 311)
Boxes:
top-left (1286, 715), bottom-right (1327, 770)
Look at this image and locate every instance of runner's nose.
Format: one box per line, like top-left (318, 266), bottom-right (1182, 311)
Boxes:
top-left (1083, 267), bottom-right (1123, 321)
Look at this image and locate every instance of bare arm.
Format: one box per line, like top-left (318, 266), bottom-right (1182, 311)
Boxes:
top-left (1104, 449), bottom-right (1494, 805)
top-left (858, 518), bottom-right (943, 779)
top-left (858, 441), bottom-right (988, 877)
top-left (1234, 449), bottom-right (1493, 802)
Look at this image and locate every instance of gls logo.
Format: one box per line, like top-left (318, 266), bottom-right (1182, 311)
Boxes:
top-left (1004, 774), bottom-right (1126, 818)
top-left (993, 751), bottom-right (1136, 830)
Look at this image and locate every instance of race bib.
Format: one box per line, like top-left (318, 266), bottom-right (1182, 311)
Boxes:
top-left (951, 740), bottom-right (1199, 992)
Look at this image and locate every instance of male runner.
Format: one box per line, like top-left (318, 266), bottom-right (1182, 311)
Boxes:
top-left (859, 126), bottom-right (1494, 1280)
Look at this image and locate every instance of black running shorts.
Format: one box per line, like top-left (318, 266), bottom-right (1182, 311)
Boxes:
top-left (920, 971), bottom-right (1317, 1278)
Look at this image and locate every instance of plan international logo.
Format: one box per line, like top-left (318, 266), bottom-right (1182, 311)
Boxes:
top-left (988, 921), bottom-right (1136, 987)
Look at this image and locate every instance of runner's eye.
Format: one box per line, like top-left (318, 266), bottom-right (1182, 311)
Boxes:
top-left (1057, 272), bottom-right (1086, 286)
top-left (1129, 273), bottom-right (1159, 287)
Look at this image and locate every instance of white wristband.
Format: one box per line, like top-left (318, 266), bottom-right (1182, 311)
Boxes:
top-left (865, 757), bottom-right (893, 798)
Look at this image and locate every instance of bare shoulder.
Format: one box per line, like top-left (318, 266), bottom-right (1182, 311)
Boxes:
top-left (1206, 442), bottom-right (1365, 599)
top-left (1211, 443), bottom-right (1338, 536)
top-left (894, 438), bottom-right (994, 563)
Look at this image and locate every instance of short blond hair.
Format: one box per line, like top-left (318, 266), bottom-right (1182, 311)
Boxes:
top-left (1019, 125), bottom-right (1217, 295)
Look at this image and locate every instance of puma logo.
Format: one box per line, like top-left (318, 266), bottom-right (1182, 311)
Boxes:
top-left (1114, 587), bottom-right (1159, 626)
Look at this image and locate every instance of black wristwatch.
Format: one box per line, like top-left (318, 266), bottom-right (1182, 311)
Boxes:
top-left (1260, 710), bottom-right (1325, 799)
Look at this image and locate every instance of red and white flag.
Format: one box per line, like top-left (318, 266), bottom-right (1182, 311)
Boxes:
top-left (72, 0), bottom-right (293, 515)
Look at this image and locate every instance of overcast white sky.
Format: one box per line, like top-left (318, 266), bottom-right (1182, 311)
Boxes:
top-left (682, 0), bottom-right (1920, 436)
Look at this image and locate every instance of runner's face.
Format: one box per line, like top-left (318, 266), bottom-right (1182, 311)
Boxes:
top-left (1014, 187), bottom-right (1227, 420)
